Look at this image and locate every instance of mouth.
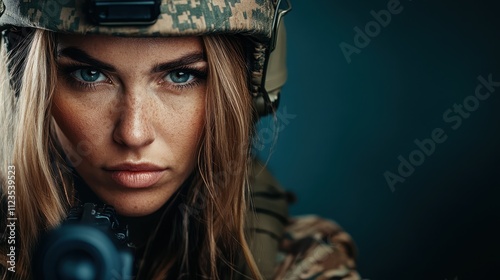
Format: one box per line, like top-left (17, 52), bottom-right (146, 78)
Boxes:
top-left (104, 163), bottom-right (167, 188)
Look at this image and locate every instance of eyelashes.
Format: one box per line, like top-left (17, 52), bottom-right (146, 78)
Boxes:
top-left (70, 68), bottom-right (108, 84)
top-left (57, 63), bottom-right (207, 92)
top-left (160, 68), bottom-right (207, 89)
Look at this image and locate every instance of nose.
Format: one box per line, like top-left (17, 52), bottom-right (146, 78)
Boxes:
top-left (112, 90), bottom-right (155, 149)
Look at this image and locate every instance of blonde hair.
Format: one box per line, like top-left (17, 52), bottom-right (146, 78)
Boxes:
top-left (0, 30), bottom-right (261, 279)
top-left (1, 29), bottom-right (70, 280)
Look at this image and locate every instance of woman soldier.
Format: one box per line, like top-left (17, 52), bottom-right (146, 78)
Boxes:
top-left (0, 0), bottom-right (360, 279)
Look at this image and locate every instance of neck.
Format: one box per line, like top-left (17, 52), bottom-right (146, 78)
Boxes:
top-left (118, 203), bottom-right (168, 249)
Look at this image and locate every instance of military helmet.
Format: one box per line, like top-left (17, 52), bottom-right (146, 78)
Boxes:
top-left (0, 0), bottom-right (291, 116)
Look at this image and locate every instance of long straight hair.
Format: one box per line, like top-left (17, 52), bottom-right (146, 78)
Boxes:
top-left (0, 30), bottom-right (261, 279)
top-left (0, 29), bottom-right (70, 280)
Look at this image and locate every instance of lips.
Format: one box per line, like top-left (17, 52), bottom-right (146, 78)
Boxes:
top-left (105, 163), bottom-right (166, 188)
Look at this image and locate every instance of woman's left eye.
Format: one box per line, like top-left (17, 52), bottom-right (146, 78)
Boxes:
top-left (164, 70), bottom-right (195, 85)
top-left (71, 68), bottom-right (107, 83)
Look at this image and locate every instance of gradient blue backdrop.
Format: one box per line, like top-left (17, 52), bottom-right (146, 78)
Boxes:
top-left (257, 1), bottom-right (500, 279)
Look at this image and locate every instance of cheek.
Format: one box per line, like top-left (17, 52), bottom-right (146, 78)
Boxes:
top-left (164, 95), bottom-right (206, 160)
top-left (51, 92), bottom-right (108, 163)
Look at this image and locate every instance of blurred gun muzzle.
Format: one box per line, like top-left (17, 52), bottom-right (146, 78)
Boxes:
top-left (33, 203), bottom-right (134, 280)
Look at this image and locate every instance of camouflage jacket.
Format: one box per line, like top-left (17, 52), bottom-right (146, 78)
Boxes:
top-left (247, 161), bottom-right (361, 280)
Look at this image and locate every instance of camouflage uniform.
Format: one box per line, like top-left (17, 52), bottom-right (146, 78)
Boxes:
top-left (274, 216), bottom-right (361, 280)
top-left (248, 161), bottom-right (361, 280)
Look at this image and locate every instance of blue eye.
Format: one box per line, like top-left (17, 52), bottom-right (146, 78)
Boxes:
top-left (165, 70), bottom-right (195, 84)
top-left (71, 68), bottom-right (107, 83)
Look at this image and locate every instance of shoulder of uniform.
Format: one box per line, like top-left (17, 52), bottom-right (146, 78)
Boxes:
top-left (246, 159), bottom-right (290, 278)
top-left (273, 215), bottom-right (361, 280)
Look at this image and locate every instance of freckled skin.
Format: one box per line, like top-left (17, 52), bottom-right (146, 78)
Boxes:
top-left (52, 35), bottom-right (206, 217)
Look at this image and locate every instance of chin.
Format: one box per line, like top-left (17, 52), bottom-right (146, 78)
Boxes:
top-left (115, 205), bottom-right (160, 217)
top-left (101, 191), bottom-right (172, 217)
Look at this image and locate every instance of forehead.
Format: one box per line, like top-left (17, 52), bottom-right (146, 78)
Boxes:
top-left (56, 34), bottom-right (203, 58)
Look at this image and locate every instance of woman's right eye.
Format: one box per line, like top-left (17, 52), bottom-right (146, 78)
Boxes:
top-left (71, 68), bottom-right (107, 83)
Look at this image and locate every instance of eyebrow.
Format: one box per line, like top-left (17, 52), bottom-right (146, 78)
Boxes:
top-left (58, 47), bottom-right (115, 72)
top-left (57, 47), bottom-right (207, 73)
top-left (152, 52), bottom-right (206, 73)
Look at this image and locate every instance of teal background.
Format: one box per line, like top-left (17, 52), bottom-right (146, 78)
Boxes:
top-left (257, 0), bottom-right (500, 279)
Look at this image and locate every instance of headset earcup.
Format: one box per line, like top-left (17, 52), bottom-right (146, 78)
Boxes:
top-left (265, 19), bottom-right (287, 108)
top-left (254, 19), bottom-right (288, 117)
